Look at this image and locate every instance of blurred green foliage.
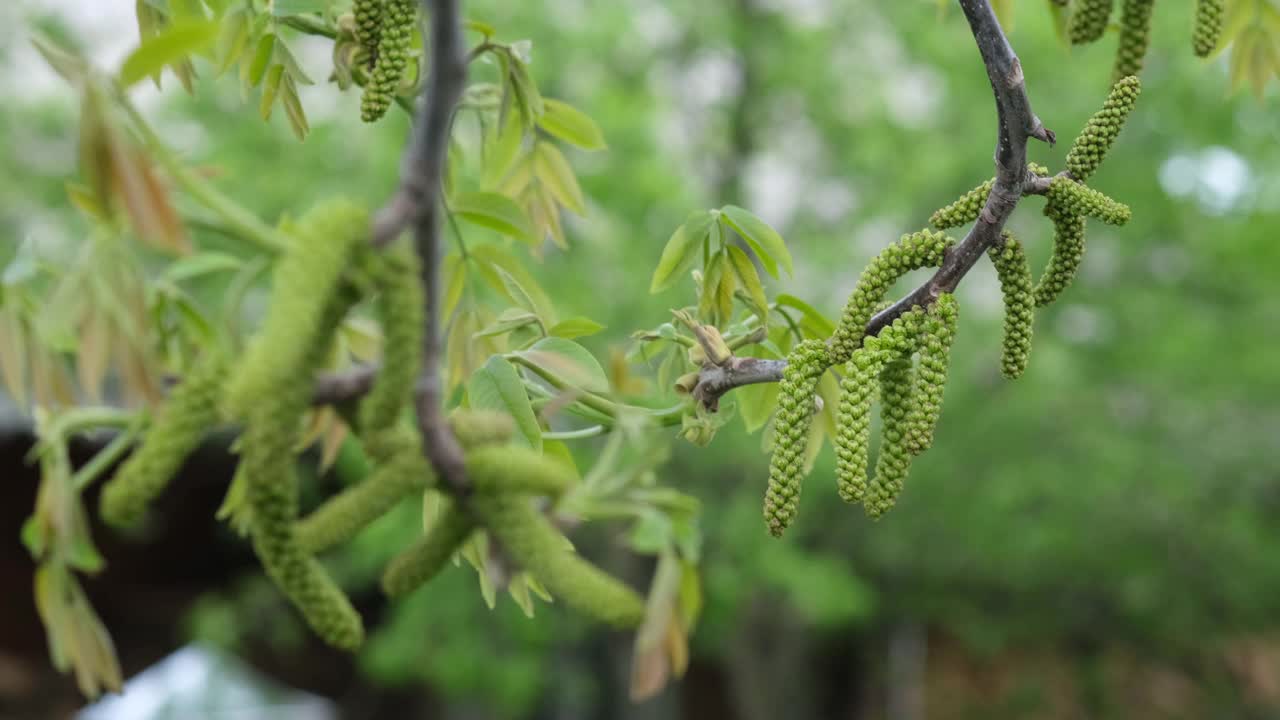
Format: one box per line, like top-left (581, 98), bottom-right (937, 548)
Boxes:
top-left (6, 0), bottom-right (1280, 716)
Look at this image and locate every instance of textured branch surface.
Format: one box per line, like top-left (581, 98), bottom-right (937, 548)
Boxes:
top-left (372, 0), bottom-right (471, 492)
top-left (692, 0), bottom-right (1053, 408)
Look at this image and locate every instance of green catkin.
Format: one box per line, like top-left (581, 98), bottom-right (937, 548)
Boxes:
top-left (467, 446), bottom-right (575, 498)
top-left (930, 179), bottom-right (993, 230)
top-left (835, 350), bottom-right (880, 505)
top-left (1114, 0), bottom-right (1156, 83)
top-left (230, 200), bottom-right (373, 651)
top-left (448, 409), bottom-right (516, 450)
top-left (905, 295), bottom-right (958, 456)
top-left (100, 355), bottom-right (227, 527)
top-left (360, 0), bottom-right (415, 122)
top-left (353, 0), bottom-right (383, 64)
top-left (381, 498), bottom-right (475, 597)
top-left (763, 340), bottom-right (829, 537)
top-left (475, 494), bottom-right (645, 627)
top-left (240, 287), bottom-right (365, 650)
top-left (988, 233), bottom-right (1035, 379)
top-left (1070, 0), bottom-right (1114, 45)
top-left (834, 309), bottom-right (921, 504)
top-left (357, 241), bottom-right (424, 460)
top-left (1066, 76), bottom-right (1141, 182)
top-left (1046, 176), bottom-right (1131, 225)
top-left (297, 445), bottom-right (429, 554)
top-left (1192, 0), bottom-right (1223, 57)
top-left (1034, 202), bottom-right (1088, 307)
top-left (865, 355), bottom-right (916, 519)
top-left (226, 201), bottom-right (368, 419)
top-left (829, 230), bottom-right (952, 365)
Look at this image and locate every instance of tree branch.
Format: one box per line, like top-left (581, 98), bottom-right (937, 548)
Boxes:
top-left (370, 0), bottom-right (471, 493)
top-left (693, 0), bottom-right (1054, 408)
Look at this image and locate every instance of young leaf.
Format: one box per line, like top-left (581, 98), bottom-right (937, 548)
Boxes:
top-left (533, 142), bottom-right (586, 215)
top-left (650, 213), bottom-right (712, 293)
top-left (259, 63), bottom-right (285, 119)
top-left (482, 115), bottom-right (525, 189)
top-left (719, 205), bottom-right (793, 278)
top-left (451, 191), bottom-right (537, 244)
top-left (120, 20), bottom-right (220, 88)
top-left (519, 337), bottom-right (609, 393)
top-left (442, 251), bottom-right (467, 321)
top-left (493, 267), bottom-right (544, 324)
top-left (775, 294), bottom-right (836, 338)
top-left (475, 308), bottom-right (541, 339)
top-left (538, 98), bottom-right (606, 150)
top-left (548, 316), bottom-right (606, 339)
top-left (726, 244), bottom-right (768, 322)
top-left (471, 244), bottom-right (557, 323)
top-left (469, 355), bottom-right (542, 451)
top-left (698, 252), bottom-right (725, 325)
top-left (280, 74), bottom-right (309, 141)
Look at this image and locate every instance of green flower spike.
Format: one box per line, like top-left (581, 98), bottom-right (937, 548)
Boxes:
top-left (905, 294), bottom-right (958, 456)
top-left (100, 354), bottom-right (227, 527)
top-left (1193, 0), bottom-right (1223, 58)
top-left (1114, 0), bottom-right (1156, 83)
top-left (763, 339), bottom-right (830, 537)
top-left (988, 232), bottom-right (1034, 379)
top-left (1070, 0), bottom-right (1114, 45)
top-left (1066, 76), bottom-right (1141, 182)
top-left (361, 0), bottom-right (416, 122)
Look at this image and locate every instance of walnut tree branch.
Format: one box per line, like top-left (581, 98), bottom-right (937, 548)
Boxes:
top-left (694, 0), bottom-right (1053, 409)
top-left (369, 0), bottom-right (471, 493)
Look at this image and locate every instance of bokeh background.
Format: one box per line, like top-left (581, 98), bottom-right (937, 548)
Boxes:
top-left (3, 0), bottom-right (1280, 718)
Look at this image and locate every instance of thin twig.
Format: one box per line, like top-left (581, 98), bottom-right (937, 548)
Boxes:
top-left (370, 0), bottom-right (471, 493)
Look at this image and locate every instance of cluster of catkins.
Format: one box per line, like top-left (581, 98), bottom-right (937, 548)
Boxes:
top-left (100, 199), bottom-right (643, 650)
top-left (762, 76), bottom-right (1141, 537)
top-left (352, 0), bottom-right (418, 122)
top-left (1066, 0), bottom-right (1223, 82)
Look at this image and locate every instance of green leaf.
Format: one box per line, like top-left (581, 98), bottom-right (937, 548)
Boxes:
top-left (518, 337), bottom-right (609, 393)
top-left (775, 294), bottom-right (835, 338)
top-left (538, 98), bottom-right (607, 150)
top-left (162, 252), bottom-right (243, 283)
top-left (470, 244), bottom-right (557, 323)
top-left (244, 31), bottom-right (277, 89)
top-left (650, 212), bottom-right (713, 293)
top-left (482, 115), bottom-right (525, 189)
top-left (493, 267), bottom-right (543, 323)
top-left (533, 142), bottom-right (585, 215)
top-left (280, 73), bottom-right (309, 141)
top-left (548, 316), bottom-right (606, 339)
top-left (737, 381), bottom-right (779, 433)
top-left (258, 63), bottom-right (285, 119)
top-left (719, 205), bottom-right (793, 278)
top-left (726, 245), bottom-right (769, 322)
top-left (475, 308), bottom-right (541, 339)
top-left (271, 0), bottom-right (330, 15)
top-left (120, 20), bottom-right (220, 88)
top-left (215, 8), bottom-right (251, 77)
top-left (452, 191), bottom-right (536, 244)
top-left (469, 355), bottom-right (542, 451)
top-left (698, 252), bottom-right (725, 325)
top-left (442, 251), bottom-right (467, 321)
